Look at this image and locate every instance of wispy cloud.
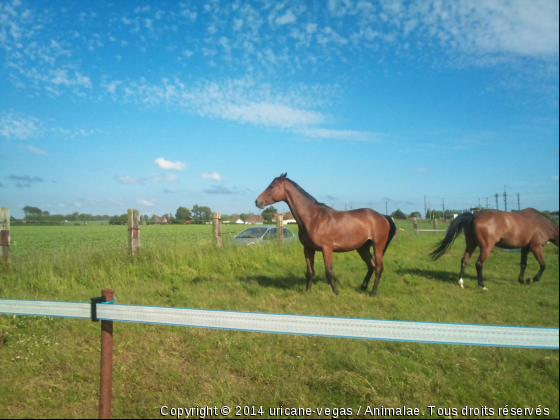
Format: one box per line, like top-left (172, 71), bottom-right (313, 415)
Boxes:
top-left (139, 199), bottom-right (156, 207)
top-left (154, 157), bottom-right (187, 171)
top-left (298, 128), bottom-right (382, 141)
top-left (204, 185), bottom-right (233, 195)
top-left (8, 174), bottom-right (43, 183)
top-left (114, 175), bottom-right (144, 185)
top-left (413, 168), bottom-right (426, 173)
top-left (0, 112), bottom-right (40, 140)
top-left (151, 173), bottom-right (179, 183)
top-left (200, 172), bottom-right (223, 181)
top-left (25, 145), bottom-right (47, 155)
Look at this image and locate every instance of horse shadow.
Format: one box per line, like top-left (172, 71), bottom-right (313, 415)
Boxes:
top-left (245, 274), bottom-right (304, 291)
top-left (395, 267), bottom-right (469, 284)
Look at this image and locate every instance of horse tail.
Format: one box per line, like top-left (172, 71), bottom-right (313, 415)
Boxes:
top-left (383, 215), bottom-right (397, 255)
top-left (430, 213), bottom-right (475, 260)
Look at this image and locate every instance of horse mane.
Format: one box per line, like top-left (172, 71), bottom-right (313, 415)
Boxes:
top-left (284, 178), bottom-right (331, 209)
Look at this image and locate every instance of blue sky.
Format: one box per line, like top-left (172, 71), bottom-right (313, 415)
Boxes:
top-left (1, 0), bottom-right (558, 219)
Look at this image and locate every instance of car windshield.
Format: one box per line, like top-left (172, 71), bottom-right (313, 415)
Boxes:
top-left (236, 227), bottom-right (270, 238)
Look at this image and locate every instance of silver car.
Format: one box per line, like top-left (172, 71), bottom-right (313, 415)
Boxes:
top-left (232, 226), bottom-right (297, 245)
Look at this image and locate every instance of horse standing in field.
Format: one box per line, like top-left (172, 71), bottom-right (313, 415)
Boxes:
top-left (431, 208), bottom-right (559, 290)
top-left (255, 173), bottom-right (396, 296)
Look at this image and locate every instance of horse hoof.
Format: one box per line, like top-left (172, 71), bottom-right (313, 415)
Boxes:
top-left (526, 278), bottom-right (533, 285)
top-left (482, 287), bottom-right (488, 291)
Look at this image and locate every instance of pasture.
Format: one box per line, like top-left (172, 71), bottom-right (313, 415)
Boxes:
top-left (0, 221), bottom-right (558, 418)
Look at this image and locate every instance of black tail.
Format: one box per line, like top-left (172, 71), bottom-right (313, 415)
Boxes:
top-left (430, 213), bottom-right (475, 260)
top-left (383, 215), bottom-right (397, 255)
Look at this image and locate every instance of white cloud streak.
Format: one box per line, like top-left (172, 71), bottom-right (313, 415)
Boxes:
top-left (154, 157), bottom-right (187, 171)
top-left (200, 172), bottom-right (223, 181)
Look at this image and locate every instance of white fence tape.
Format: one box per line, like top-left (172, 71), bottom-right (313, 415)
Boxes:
top-left (0, 299), bottom-right (558, 349)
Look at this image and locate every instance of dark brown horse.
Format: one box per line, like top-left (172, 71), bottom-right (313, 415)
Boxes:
top-left (255, 173), bottom-right (396, 296)
top-left (431, 208), bottom-right (559, 290)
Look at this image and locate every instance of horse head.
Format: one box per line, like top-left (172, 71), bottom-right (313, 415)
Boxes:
top-left (255, 173), bottom-right (288, 209)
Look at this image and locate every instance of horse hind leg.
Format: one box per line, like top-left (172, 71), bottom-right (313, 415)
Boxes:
top-left (527, 245), bottom-right (546, 284)
top-left (475, 246), bottom-right (493, 291)
top-left (322, 247), bottom-right (339, 295)
top-left (357, 243), bottom-right (375, 292)
top-left (459, 241), bottom-right (477, 289)
top-left (304, 247), bottom-right (316, 292)
top-left (518, 247), bottom-right (529, 285)
top-left (370, 245), bottom-right (385, 297)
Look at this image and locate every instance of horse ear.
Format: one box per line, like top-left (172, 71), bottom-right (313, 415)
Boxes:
top-left (280, 173), bottom-right (286, 180)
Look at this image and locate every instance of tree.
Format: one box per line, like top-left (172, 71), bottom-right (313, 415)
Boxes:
top-left (23, 206), bottom-right (42, 216)
top-left (391, 209), bottom-right (407, 220)
top-left (240, 213), bottom-right (250, 222)
top-left (262, 205), bottom-right (278, 223)
top-left (175, 206), bottom-right (192, 222)
top-left (409, 211), bottom-right (422, 219)
top-left (191, 204), bottom-right (212, 224)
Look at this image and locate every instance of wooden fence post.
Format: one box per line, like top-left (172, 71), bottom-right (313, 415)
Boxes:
top-left (0, 207), bottom-right (10, 270)
top-left (433, 219), bottom-right (438, 234)
top-left (276, 214), bottom-right (284, 245)
top-left (99, 289), bottom-right (114, 420)
top-left (413, 218), bottom-right (418, 236)
top-left (212, 212), bottom-right (222, 248)
top-left (127, 209), bottom-right (140, 254)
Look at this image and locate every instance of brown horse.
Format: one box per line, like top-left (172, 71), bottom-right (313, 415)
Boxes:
top-left (431, 208), bottom-right (559, 290)
top-left (255, 173), bottom-right (396, 296)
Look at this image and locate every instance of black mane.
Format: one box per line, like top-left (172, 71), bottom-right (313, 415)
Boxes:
top-left (285, 178), bottom-right (331, 209)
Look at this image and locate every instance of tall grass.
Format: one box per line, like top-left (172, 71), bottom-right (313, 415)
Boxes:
top-left (0, 223), bottom-right (558, 418)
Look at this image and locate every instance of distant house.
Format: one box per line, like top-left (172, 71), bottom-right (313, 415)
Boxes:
top-left (184, 220), bottom-right (194, 224)
top-left (272, 213), bottom-right (296, 225)
top-left (153, 216), bottom-right (168, 224)
top-left (246, 214), bottom-right (265, 225)
top-left (235, 219), bottom-right (245, 224)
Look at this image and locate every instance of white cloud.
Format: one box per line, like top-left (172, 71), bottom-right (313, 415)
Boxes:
top-left (151, 173), bottom-right (179, 183)
top-left (413, 168), bottom-right (426, 173)
top-left (200, 172), bottom-right (223, 181)
top-left (275, 11), bottom-right (296, 26)
top-left (139, 199), bottom-right (156, 207)
top-left (114, 175), bottom-right (144, 185)
top-left (25, 145), bottom-right (47, 155)
top-left (154, 157), bottom-right (187, 171)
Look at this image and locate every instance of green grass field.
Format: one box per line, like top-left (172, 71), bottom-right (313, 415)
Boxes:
top-left (0, 221), bottom-right (558, 419)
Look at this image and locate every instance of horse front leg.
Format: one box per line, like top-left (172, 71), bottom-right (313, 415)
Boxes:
top-left (528, 245), bottom-right (546, 284)
top-left (322, 247), bottom-right (339, 295)
top-left (304, 246), bottom-right (316, 292)
top-left (518, 247), bottom-right (529, 284)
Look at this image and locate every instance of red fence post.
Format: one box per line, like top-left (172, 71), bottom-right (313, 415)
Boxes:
top-left (99, 289), bottom-right (114, 419)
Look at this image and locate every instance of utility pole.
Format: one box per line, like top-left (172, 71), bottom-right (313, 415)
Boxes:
top-left (385, 201), bottom-right (388, 215)
top-left (478, 198), bottom-right (481, 208)
top-left (424, 196), bottom-right (427, 218)
top-left (442, 198), bottom-right (445, 220)
top-left (503, 185), bottom-right (508, 212)
top-left (486, 198), bottom-right (489, 209)
top-left (517, 193), bottom-right (520, 211)
top-left (495, 193), bottom-right (500, 210)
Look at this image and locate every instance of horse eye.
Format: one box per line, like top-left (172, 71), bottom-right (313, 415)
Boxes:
top-left (268, 186), bottom-right (274, 189)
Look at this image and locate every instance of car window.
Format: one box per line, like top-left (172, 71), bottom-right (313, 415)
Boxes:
top-left (283, 228), bottom-right (294, 237)
top-left (263, 228), bottom-right (276, 240)
top-left (236, 227), bottom-right (268, 238)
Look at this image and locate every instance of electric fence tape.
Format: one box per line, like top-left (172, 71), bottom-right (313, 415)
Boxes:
top-left (0, 299), bottom-right (557, 349)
